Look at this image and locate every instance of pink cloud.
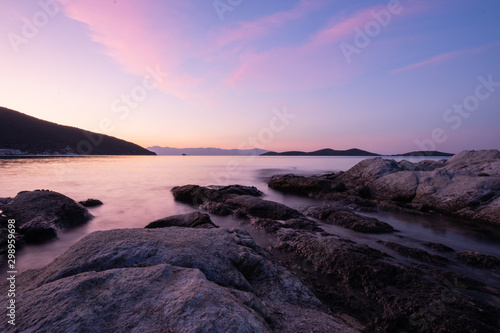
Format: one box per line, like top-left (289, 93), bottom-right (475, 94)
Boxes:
top-left (211, 0), bottom-right (327, 49)
top-left (392, 43), bottom-right (499, 73)
top-left (225, 2), bottom-right (416, 91)
top-left (56, 0), bottom-right (202, 102)
top-left (392, 50), bottom-right (463, 73)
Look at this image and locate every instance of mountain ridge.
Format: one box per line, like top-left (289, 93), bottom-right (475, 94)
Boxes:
top-left (148, 146), bottom-right (269, 156)
top-left (0, 107), bottom-right (156, 155)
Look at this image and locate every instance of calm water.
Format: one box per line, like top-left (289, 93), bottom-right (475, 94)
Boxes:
top-left (1, 155), bottom-right (499, 282)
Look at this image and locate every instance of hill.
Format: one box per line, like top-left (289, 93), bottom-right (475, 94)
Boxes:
top-left (0, 107), bottom-right (156, 155)
top-left (148, 146), bottom-right (269, 156)
top-left (261, 148), bottom-right (380, 156)
top-left (392, 150), bottom-right (454, 157)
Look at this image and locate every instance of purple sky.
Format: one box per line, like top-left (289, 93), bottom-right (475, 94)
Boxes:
top-left (1, 0), bottom-right (499, 154)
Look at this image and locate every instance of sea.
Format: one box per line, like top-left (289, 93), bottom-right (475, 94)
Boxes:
top-left (1, 155), bottom-right (500, 287)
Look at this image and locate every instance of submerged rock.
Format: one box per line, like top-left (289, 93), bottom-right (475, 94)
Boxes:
top-left (1, 228), bottom-right (357, 333)
top-left (145, 211), bottom-right (217, 229)
top-left (1, 190), bottom-right (93, 243)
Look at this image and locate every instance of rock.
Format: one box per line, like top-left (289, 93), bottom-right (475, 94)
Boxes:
top-left (327, 211), bottom-right (394, 233)
top-left (1, 228), bottom-right (356, 333)
top-left (171, 182), bottom-right (500, 331)
top-left (268, 150), bottom-right (500, 225)
top-left (268, 174), bottom-right (346, 196)
top-left (369, 171), bottom-right (418, 202)
top-left (172, 184), bottom-right (303, 220)
top-left (145, 211), bottom-right (218, 229)
top-left (2, 190), bottom-right (93, 243)
top-left (377, 241), bottom-right (449, 266)
top-left (78, 198), bottom-right (103, 207)
top-left (223, 195), bottom-right (304, 220)
top-left (455, 251), bottom-right (500, 269)
top-left (171, 184), bottom-right (263, 205)
top-left (271, 229), bottom-right (499, 332)
top-left (0, 197), bottom-right (12, 208)
top-left (422, 242), bottom-right (455, 252)
top-left (302, 205), bottom-right (394, 234)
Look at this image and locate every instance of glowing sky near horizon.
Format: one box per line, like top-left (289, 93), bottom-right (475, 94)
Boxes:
top-left (0, 0), bottom-right (499, 154)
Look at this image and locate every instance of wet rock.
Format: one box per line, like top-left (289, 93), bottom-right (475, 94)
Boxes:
top-left (422, 241), bottom-right (455, 252)
top-left (78, 198), bottom-right (103, 207)
top-left (268, 174), bottom-right (346, 196)
top-left (1, 228), bottom-right (356, 333)
top-left (456, 251), bottom-right (500, 269)
top-left (2, 190), bottom-right (93, 243)
top-left (145, 211), bottom-right (218, 229)
top-left (302, 205), bottom-right (394, 233)
top-left (250, 217), bottom-right (324, 234)
top-left (271, 229), bottom-right (499, 332)
top-left (269, 150), bottom-right (500, 226)
top-left (171, 182), bottom-right (500, 331)
top-left (171, 184), bottom-right (263, 205)
top-left (327, 211), bottom-right (394, 233)
top-left (378, 241), bottom-right (449, 266)
top-left (224, 195), bottom-right (303, 220)
top-left (172, 184), bottom-right (303, 220)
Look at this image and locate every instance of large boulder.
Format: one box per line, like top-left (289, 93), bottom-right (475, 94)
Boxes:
top-left (1, 228), bottom-right (356, 333)
top-left (1, 190), bottom-right (93, 243)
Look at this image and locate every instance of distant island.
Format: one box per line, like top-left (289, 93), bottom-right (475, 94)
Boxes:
top-left (0, 107), bottom-right (156, 156)
top-left (148, 146), bottom-right (269, 156)
top-left (261, 148), bottom-right (379, 156)
top-left (261, 148), bottom-right (453, 157)
top-left (391, 150), bottom-right (454, 157)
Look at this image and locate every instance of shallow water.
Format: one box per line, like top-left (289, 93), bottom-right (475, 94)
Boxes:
top-left (1, 155), bottom-right (499, 285)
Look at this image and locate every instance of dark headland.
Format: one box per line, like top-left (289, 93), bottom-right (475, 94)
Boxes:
top-left (0, 107), bottom-right (156, 156)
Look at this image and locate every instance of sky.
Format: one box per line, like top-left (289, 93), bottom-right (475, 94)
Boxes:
top-left (0, 0), bottom-right (499, 154)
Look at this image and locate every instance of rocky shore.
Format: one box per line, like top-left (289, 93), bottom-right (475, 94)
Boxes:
top-left (1, 150), bottom-right (499, 332)
top-left (269, 149), bottom-right (500, 225)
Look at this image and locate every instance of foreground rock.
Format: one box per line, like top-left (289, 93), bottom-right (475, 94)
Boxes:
top-left (145, 211), bottom-right (218, 229)
top-left (1, 228), bottom-right (357, 333)
top-left (270, 150), bottom-right (500, 225)
top-left (1, 190), bottom-right (93, 243)
top-left (174, 183), bottom-right (500, 332)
